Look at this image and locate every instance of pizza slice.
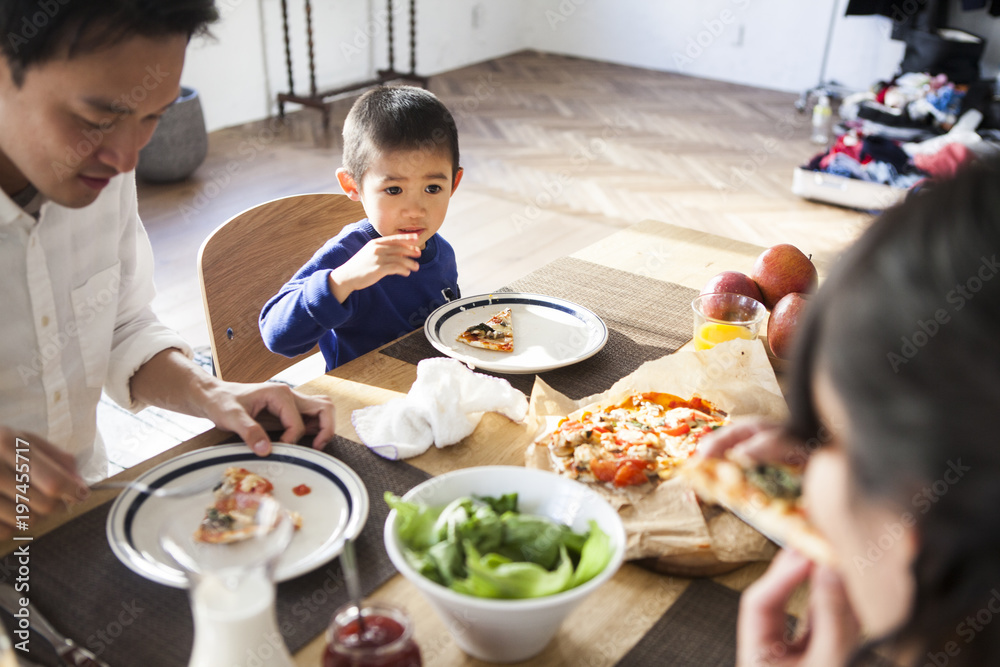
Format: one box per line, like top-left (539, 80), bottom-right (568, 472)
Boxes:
top-left (681, 455), bottom-right (835, 565)
top-left (456, 307), bottom-right (514, 352)
top-left (193, 466), bottom-right (302, 544)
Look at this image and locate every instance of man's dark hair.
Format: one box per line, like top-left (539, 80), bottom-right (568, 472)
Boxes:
top-left (342, 85), bottom-right (460, 184)
top-left (1, 0), bottom-right (219, 85)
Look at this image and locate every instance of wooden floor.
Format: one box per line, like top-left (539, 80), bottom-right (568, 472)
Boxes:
top-left (138, 49), bottom-right (868, 349)
top-left (106, 49), bottom-right (870, 471)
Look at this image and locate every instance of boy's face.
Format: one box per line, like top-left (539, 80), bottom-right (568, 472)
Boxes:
top-left (337, 148), bottom-right (462, 249)
top-left (0, 33), bottom-right (187, 208)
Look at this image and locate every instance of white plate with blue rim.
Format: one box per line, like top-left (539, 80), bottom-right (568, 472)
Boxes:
top-left (106, 443), bottom-right (368, 588)
top-left (424, 292), bottom-right (609, 374)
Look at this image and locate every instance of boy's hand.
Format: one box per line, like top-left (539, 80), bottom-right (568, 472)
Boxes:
top-left (329, 233), bottom-right (422, 303)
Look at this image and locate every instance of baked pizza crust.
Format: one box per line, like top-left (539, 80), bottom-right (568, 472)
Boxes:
top-left (681, 457), bottom-right (835, 566)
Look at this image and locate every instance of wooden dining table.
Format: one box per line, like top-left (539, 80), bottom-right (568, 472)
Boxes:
top-left (6, 219), bottom-right (816, 666)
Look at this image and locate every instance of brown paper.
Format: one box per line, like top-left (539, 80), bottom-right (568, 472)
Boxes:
top-left (524, 338), bottom-right (787, 565)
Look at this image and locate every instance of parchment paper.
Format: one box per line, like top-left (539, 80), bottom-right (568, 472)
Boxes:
top-left (525, 338), bottom-right (788, 563)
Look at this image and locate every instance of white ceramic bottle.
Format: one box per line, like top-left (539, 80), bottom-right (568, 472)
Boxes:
top-left (161, 496), bottom-right (296, 667)
top-left (188, 569), bottom-right (293, 667)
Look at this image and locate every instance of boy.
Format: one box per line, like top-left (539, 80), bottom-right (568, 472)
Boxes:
top-left (260, 86), bottom-right (463, 369)
top-left (0, 1), bottom-right (334, 537)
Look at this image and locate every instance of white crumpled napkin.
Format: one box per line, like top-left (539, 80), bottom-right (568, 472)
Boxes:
top-left (351, 357), bottom-right (528, 460)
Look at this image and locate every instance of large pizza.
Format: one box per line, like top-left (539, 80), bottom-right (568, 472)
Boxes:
top-left (538, 392), bottom-right (729, 488)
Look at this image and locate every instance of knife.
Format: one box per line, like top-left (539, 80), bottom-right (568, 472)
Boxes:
top-left (0, 581), bottom-right (110, 667)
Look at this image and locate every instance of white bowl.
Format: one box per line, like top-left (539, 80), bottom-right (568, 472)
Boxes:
top-left (383, 465), bottom-right (627, 663)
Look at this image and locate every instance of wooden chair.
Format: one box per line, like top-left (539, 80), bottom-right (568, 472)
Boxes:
top-left (197, 193), bottom-right (365, 383)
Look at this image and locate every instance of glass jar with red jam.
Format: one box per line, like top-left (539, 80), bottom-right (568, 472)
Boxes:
top-left (323, 602), bottom-right (421, 667)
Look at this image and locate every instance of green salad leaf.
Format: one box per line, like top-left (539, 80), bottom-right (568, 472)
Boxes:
top-left (385, 491), bottom-right (614, 599)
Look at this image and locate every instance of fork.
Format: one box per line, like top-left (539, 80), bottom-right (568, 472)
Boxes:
top-left (0, 582), bottom-right (110, 667)
top-left (89, 472), bottom-right (219, 498)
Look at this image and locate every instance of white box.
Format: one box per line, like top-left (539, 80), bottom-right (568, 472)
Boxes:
top-left (792, 167), bottom-right (910, 210)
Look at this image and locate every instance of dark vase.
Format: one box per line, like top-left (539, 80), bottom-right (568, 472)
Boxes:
top-left (136, 86), bottom-right (208, 183)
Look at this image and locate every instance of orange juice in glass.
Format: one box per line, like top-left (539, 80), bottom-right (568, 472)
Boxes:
top-left (691, 293), bottom-right (767, 351)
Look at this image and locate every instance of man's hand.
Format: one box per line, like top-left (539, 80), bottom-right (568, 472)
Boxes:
top-left (130, 349), bottom-right (336, 458)
top-left (330, 233), bottom-right (422, 303)
top-left (201, 380), bottom-right (336, 456)
top-left (738, 549), bottom-right (860, 667)
top-left (0, 426), bottom-right (88, 540)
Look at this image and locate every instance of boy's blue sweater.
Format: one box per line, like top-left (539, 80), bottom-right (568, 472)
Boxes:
top-left (259, 220), bottom-right (459, 370)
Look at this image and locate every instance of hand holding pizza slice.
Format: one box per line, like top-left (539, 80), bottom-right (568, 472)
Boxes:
top-left (681, 451), bottom-right (835, 566)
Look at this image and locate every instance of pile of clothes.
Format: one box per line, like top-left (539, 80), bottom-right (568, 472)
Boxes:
top-left (801, 71), bottom-right (998, 201)
top-left (804, 119), bottom-right (979, 191)
top-left (838, 72), bottom-right (972, 140)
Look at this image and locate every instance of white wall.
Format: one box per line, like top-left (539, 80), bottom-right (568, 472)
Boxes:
top-left (520, 0), bottom-right (906, 95)
top-left (181, 0), bottom-right (999, 133)
top-left (183, 0), bottom-right (529, 132)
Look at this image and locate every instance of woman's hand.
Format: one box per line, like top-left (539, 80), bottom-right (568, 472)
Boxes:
top-left (738, 549), bottom-right (860, 667)
top-left (697, 417), bottom-right (810, 467)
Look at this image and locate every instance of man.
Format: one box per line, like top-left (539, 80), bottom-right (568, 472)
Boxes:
top-left (0, 1), bottom-right (335, 537)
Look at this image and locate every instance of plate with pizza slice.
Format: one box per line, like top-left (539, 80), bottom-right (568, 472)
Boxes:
top-left (106, 443), bottom-right (369, 588)
top-left (424, 292), bottom-right (609, 373)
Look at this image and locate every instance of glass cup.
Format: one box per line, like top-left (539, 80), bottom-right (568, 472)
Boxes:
top-left (323, 602), bottom-right (421, 667)
top-left (691, 293), bottom-right (767, 351)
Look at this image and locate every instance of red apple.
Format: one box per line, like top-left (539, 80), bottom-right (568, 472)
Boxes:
top-left (700, 271), bottom-right (764, 305)
top-left (767, 292), bottom-right (809, 359)
top-left (751, 244), bottom-right (818, 310)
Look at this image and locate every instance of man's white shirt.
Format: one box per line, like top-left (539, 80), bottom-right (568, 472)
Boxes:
top-left (0, 172), bottom-right (191, 481)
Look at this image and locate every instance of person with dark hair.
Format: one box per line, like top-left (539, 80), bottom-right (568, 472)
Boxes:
top-left (700, 157), bottom-right (1000, 666)
top-left (0, 0), bottom-right (335, 537)
top-left (260, 85), bottom-right (463, 370)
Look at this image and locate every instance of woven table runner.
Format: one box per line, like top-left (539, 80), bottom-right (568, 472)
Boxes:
top-left (615, 579), bottom-right (740, 666)
top-left (0, 435), bottom-right (430, 666)
top-left (381, 257), bottom-right (698, 399)
top-left (615, 579), bottom-right (894, 667)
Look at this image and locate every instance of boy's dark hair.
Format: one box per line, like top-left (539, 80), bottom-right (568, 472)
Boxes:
top-left (1, 0), bottom-right (219, 85)
top-left (785, 157), bottom-right (1000, 666)
top-left (342, 85), bottom-right (460, 183)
